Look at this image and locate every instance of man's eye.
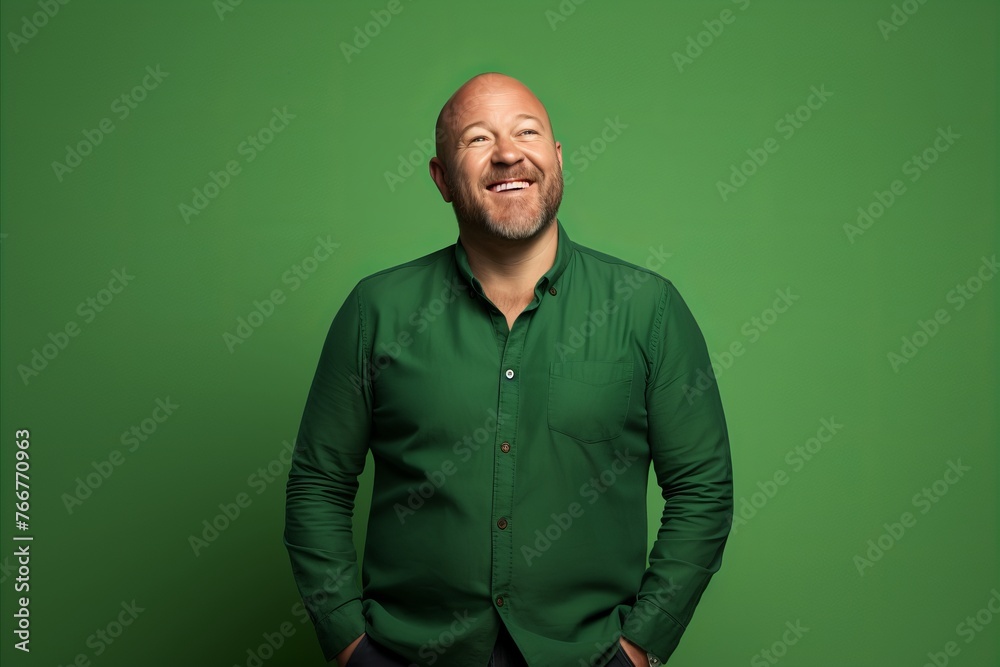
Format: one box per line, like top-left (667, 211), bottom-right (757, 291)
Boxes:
top-left (521, 129), bottom-right (539, 135)
top-left (470, 136), bottom-right (487, 143)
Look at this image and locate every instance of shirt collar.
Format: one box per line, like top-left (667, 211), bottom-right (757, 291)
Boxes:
top-left (453, 219), bottom-right (574, 297)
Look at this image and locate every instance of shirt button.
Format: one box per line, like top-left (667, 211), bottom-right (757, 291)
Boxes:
top-left (505, 369), bottom-right (514, 380)
top-left (497, 517), bottom-right (508, 530)
top-left (496, 596), bottom-right (505, 607)
top-left (500, 442), bottom-right (510, 453)
top-left (549, 286), bottom-right (557, 295)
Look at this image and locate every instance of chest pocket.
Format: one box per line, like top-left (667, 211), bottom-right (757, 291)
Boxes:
top-left (547, 361), bottom-right (633, 443)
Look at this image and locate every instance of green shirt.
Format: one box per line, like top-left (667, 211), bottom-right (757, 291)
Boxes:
top-left (283, 220), bottom-right (733, 666)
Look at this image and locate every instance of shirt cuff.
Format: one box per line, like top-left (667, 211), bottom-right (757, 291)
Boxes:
top-left (313, 598), bottom-right (366, 663)
top-left (621, 598), bottom-right (684, 664)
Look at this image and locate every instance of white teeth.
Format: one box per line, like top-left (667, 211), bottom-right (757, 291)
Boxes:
top-left (491, 180), bottom-right (530, 192)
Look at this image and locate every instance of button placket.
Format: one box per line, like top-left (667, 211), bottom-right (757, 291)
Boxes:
top-left (491, 316), bottom-right (527, 615)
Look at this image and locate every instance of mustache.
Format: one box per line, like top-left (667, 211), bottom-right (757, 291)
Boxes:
top-left (481, 171), bottom-right (541, 186)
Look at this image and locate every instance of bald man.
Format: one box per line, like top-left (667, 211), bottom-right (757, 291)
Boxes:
top-left (284, 73), bottom-right (733, 667)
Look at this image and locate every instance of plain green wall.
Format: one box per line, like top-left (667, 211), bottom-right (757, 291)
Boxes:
top-left (1, 1), bottom-right (996, 665)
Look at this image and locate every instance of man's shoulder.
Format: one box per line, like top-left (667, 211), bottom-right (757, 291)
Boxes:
top-left (356, 244), bottom-right (455, 288)
top-left (570, 238), bottom-right (675, 289)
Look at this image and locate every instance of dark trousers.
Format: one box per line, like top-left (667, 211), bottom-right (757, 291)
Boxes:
top-left (346, 624), bottom-right (636, 666)
top-left (345, 623), bottom-right (526, 666)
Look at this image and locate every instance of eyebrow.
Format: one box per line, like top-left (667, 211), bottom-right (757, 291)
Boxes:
top-left (457, 113), bottom-right (545, 138)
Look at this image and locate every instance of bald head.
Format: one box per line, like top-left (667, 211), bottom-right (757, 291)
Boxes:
top-left (434, 73), bottom-right (555, 166)
top-left (427, 72), bottom-right (564, 240)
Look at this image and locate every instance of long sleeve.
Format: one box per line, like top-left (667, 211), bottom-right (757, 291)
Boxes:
top-left (283, 283), bottom-right (371, 662)
top-left (621, 280), bottom-right (734, 662)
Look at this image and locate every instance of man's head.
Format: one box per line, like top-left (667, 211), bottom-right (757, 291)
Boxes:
top-left (429, 73), bottom-right (564, 241)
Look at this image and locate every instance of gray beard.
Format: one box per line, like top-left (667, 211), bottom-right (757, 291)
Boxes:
top-left (447, 171), bottom-right (564, 241)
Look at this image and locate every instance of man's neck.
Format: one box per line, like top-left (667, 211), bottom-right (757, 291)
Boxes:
top-left (459, 219), bottom-right (559, 294)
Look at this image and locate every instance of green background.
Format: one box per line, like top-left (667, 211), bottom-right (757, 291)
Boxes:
top-left (1, 1), bottom-right (997, 665)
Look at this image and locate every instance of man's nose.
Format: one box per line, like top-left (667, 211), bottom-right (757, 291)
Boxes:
top-left (492, 135), bottom-right (524, 165)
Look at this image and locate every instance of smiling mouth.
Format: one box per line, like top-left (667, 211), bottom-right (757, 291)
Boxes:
top-left (486, 179), bottom-right (533, 193)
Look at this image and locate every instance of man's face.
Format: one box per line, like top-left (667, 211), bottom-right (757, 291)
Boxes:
top-left (433, 79), bottom-right (564, 241)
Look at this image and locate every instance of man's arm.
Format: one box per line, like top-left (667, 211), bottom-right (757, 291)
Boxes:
top-left (284, 284), bottom-right (371, 663)
top-left (621, 280), bottom-right (734, 663)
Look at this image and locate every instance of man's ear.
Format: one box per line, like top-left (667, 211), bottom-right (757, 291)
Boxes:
top-left (555, 141), bottom-right (563, 172)
top-left (429, 156), bottom-right (452, 203)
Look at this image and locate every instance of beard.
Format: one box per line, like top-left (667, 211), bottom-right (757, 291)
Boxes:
top-left (446, 164), bottom-right (564, 241)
